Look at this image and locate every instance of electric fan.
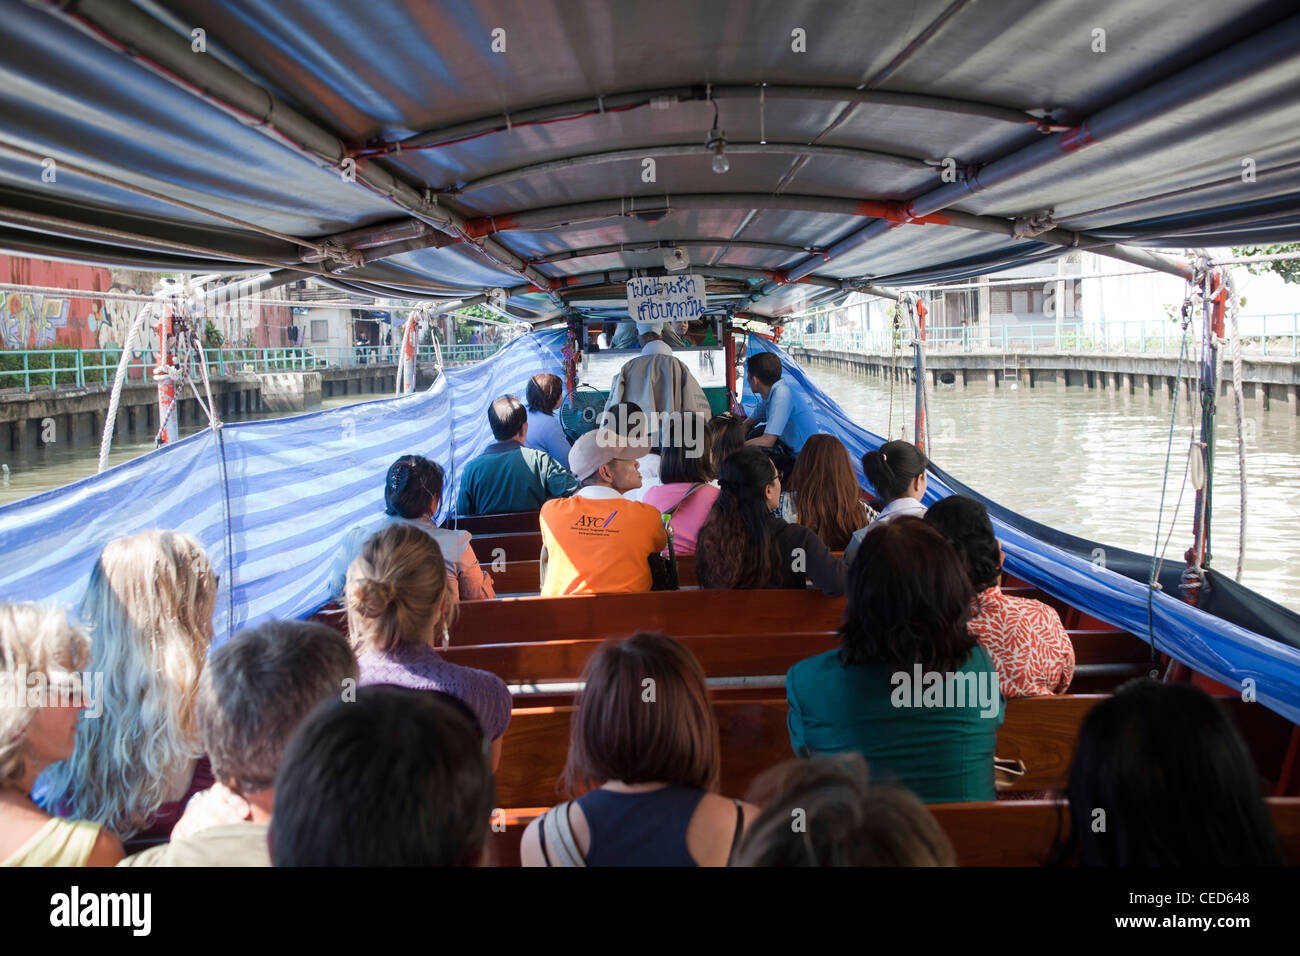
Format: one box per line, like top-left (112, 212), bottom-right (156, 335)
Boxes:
top-left (560, 384), bottom-right (607, 443)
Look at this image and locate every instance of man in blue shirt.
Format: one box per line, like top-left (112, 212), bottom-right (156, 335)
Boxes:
top-left (742, 352), bottom-right (818, 454)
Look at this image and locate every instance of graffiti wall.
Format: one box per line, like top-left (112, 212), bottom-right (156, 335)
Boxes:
top-left (0, 255), bottom-right (114, 349)
top-left (2, 254), bottom-right (299, 353)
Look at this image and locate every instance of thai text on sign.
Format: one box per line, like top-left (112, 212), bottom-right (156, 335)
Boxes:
top-left (626, 275), bottom-right (706, 323)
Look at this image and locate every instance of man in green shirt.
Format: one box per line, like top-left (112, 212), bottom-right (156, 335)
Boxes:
top-left (455, 395), bottom-right (579, 516)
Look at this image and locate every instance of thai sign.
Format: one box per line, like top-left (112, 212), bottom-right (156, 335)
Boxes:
top-left (625, 274), bottom-right (706, 323)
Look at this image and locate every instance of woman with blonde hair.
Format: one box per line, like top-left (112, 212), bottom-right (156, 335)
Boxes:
top-left (347, 522), bottom-right (511, 769)
top-left (39, 531), bottom-right (217, 848)
top-left (520, 632), bottom-right (758, 867)
top-left (1, 604), bottom-right (123, 866)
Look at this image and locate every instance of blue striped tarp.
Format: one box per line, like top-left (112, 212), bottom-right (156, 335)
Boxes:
top-left (0, 329), bottom-right (567, 641)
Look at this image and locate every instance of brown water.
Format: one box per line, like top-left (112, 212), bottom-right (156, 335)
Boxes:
top-left (0, 393), bottom-right (393, 508)
top-left (5, 371), bottom-right (1299, 611)
top-left (810, 363), bottom-right (1300, 612)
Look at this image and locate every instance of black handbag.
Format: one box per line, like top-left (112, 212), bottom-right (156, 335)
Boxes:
top-left (647, 482), bottom-right (705, 591)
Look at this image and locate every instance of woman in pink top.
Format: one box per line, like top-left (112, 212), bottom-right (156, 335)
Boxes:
top-left (643, 417), bottom-right (719, 555)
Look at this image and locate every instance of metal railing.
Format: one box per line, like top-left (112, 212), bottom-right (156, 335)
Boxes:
top-left (784, 314), bottom-right (1300, 357)
top-left (0, 342), bottom-right (503, 393)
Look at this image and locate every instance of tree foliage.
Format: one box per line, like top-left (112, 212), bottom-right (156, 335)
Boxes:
top-left (1230, 244), bottom-right (1300, 284)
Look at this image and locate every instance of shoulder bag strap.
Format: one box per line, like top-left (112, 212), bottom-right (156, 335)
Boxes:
top-left (543, 800), bottom-right (587, 867)
top-left (727, 799), bottom-right (745, 865)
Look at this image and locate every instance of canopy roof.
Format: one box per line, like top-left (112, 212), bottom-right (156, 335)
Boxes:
top-left (3, 0), bottom-right (1300, 322)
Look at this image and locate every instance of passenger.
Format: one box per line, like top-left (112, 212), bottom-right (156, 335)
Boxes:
top-left (605, 322), bottom-right (712, 444)
top-left (330, 455), bottom-right (495, 603)
top-left (694, 447), bottom-right (846, 595)
top-left (786, 518), bottom-right (1004, 804)
top-left (843, 439), bottom-right (930, 565)
top-left (455, 395), bottom-right (578, 516)
top-left (524, 372), bottom-right (573, 471)
top-left (642, 416), bottom-right (718, 556)
top-left (271, 685), bottom-right (494, 867)
top-left (924, 496), bottom-right (1074, 697)
top-left (741, 352), bottom-right (818, 456)
top-left (789, 434), bottom-right (875, 551)
top-left (707, 412), bottom-right (747, 468)
top-left (346, 523), bottom-right (511, 769)
top-left (520, 633), bottom-right (758, 866)
top-left (40, 531), bottom-right (217, 849)
top-left (603, 401), bottom-right (659, 502)
top-left (538, 428), bottom-right (667, 596)
top-left (609, 318), bottom-right (688, 350)
top-left (732, 754), bottom-right (955, 867)
top-left (0, 604), bottom-right (123, 867)
top-left (119, 620), bottom-right (356, 867)
top-left (1062, 678), bottom-right (1284, 866)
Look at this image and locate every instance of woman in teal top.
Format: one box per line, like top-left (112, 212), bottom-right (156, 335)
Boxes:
top-left (786, 516), bottom-right (1004, 803)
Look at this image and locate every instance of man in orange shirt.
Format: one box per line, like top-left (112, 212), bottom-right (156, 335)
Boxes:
top-left (539, 427), bottom-right (668, 596)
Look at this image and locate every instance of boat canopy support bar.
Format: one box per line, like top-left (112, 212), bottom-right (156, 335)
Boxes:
top-left (764, 10), bottom-right (1300, 294)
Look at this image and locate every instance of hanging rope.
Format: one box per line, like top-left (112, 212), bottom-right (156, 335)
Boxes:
top-left (1223, 269), bottom-right (1247, 581)
top-left (886, 304), bottom-right (900, 439)
top-left (1146, 264), bottom-right (1200, 666)
top-left (96, 304), bottom-right (154, 473)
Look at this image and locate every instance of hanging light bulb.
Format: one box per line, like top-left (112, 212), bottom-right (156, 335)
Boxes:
top-left (710, 137), bottom-right (730, 174)
top-left (705, 98), bottom-right (729, 174)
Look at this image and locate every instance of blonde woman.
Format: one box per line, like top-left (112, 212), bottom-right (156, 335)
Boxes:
top-left (1, 604), bottom-right (123, 866)
top-left (347, 523), bottom-right (511, 770)
top-left (39, 531), bottom-right (217, 848)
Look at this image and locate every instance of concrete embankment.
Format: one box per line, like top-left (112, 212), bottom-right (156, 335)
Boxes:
top-left (2, 362), bottom-right (438, 451)
top-left (789, 347), bottom-right (1300, 414)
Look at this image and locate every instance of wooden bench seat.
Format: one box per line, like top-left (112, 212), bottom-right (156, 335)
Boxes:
top-left (482, 798), bottom-right (1300, 867)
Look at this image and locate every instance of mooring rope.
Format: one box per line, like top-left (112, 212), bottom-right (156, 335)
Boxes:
top-left (96, 305), bottom-right (153, 473)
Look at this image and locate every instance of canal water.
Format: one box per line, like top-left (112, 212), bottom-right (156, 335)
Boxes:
top-left (810, 363), bottom-right (1300, 612)
top-left (3, 367), bottom-right (1298, 611)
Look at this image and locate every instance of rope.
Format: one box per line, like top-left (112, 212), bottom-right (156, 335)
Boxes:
top-left (886, 306), bottom-right (899, 438)
top-left (1145, 271), bottom-right (1198, 666)
top-left (1221, 270), bottom-right (1246, 581)
top-left (95, 305), bottom-right (153, 473)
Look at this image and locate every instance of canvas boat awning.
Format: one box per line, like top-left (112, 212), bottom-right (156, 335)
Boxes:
top-left (2, 0), bottom-right (1299, 322)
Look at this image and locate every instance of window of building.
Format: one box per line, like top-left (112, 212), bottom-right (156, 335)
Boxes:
top-left (310, 319), bottom-right (329, 342)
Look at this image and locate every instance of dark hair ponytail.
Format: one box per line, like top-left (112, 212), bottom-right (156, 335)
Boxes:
top-left (696, 448), bottom-right (779, 589)
top-left (861, 440), bottom-right (928, 504)
top-left (384, 455), bottom-right (445, 518)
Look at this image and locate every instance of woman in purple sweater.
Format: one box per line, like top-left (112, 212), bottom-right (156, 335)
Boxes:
top-left (345, 523), bottom-right (512, 770)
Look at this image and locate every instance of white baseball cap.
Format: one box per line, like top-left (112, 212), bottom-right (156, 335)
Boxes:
top-left (569, 427), bottom-right (651, 481)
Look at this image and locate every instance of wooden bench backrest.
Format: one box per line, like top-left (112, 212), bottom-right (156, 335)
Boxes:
top-left (443, 511), bottom-right (540, 535)
top-left (494, 691), bottom-right (1295, 811)
top-left (483, 798), bottom-right (1300, 867)
top-left (494, 694), bottom-right (1105, 809)
top-left (451, 588), bottom-right (847, 646)
top-left (444, 629), bottom-right (1148, 686)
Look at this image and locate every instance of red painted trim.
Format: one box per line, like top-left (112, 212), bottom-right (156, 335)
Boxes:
top-left (853, 200), bottom-right (951, 225)
top-left (1058, 122), bottom-right (1096, 153)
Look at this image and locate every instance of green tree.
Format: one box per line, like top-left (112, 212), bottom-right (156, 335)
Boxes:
top-left (1231, 244), bottom-right (1300, 284)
